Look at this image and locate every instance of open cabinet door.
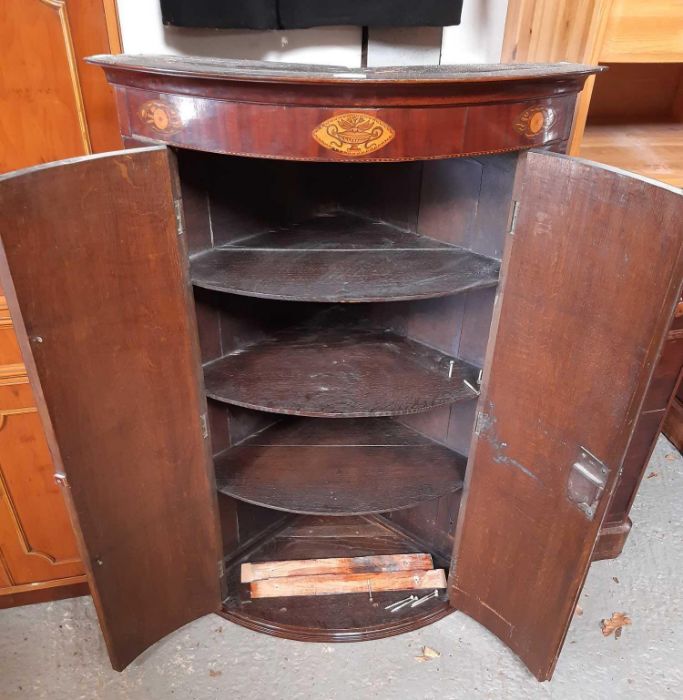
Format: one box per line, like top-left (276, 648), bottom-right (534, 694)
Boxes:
top-left (450, 151), bottom-right (683, 680)
top-left (0, 148), bottom-right (222, 670)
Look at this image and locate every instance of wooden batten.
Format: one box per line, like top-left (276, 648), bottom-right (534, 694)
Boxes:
top-left (241, 553), bottom-right (434, 583)
top-left (250, 569), bottom-right (447, 598)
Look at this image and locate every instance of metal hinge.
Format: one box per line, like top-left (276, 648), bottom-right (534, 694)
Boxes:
top-left (218, 559), bottom-right (225, 578)
top-left (200, 413), bottom-right (209, 439)
top-left (474, 411), bottom-right (487, 436)
top-left (54, 472), bottom-right (67, 487)
top-left (174, 199), bottom-right (184, 236)
top-left (567, 447), bottom-right (609, 520)
top-left (508, 200), bottom-right (520, 236)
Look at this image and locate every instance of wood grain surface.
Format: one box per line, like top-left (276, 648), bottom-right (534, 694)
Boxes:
top-left (250, 569), bottom-right (446, 598)
top-left (91, 55), bottom-right (596, 162)
top-left (222, 514), bottom-right (453, 640)
top-left (450, 150), bottom-right (683, 681)
top-left (191, 212), bottom-right (499, 303)
top-left (203, 320), bottom-right (480, 417)
top-left (214, 418), bottom-right (465, 515)
top-left (241, 553), bottom-right (434, 582)
top-left (0, 148), bottom-right (222, 670)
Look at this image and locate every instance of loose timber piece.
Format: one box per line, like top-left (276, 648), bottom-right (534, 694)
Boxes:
top-left (450, 151), bottom-right (683, 681)
top-left (214, 418), bottom-right (466, 515)
top-left (241, 553), bottom-right (434, 582)
top-left (250, 569), bottom-right (447, 598)
top-left (0, 148), bottom-right (222, 671)
top-left (191, 212), bottom-right (500, 303)
top-left (204, 322), bottom-right (479, 417)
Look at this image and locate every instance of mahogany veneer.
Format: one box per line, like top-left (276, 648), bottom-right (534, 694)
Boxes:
top-left (1, 55), bottom-right (681, 684)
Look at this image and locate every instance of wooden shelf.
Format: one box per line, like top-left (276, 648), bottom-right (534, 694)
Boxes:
top-left (214, 418), bottom-right (465, 516)
top-left (580, 123), bottom-right (683, 187)
top-left (220, 514), bottom-right (453, 642)
top-left (204, 322), bottom-right (479, 417)
top-left (191, 213), bottom-right (500, 303)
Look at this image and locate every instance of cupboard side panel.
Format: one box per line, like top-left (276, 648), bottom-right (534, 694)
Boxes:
top-left (0, 148), bottom-right (222, 670)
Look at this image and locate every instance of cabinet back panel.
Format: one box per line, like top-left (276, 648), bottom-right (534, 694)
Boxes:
top-left (418, 154), bottom-right (518, 259)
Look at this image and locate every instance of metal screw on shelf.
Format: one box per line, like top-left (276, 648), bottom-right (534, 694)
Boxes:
top-left (384, 594), bottom-right (416, 611)
top-left (410, 589), bottom-right (439, 608)
top-left (463, 379), bottom-right (481, 396)
top-left (389, 596), bottom-right (418, 613)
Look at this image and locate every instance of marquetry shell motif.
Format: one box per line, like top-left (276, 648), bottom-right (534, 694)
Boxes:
top-left (138, 100), bottom-right (183, 135)
top-left (513, 106), bottom-right (556, 138)
top-left (313, 113), bottom-right (395, 156)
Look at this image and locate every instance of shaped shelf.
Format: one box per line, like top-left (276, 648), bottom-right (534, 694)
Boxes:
top-left (221, 514), bottom-right (453, 642)
top-left (214, 418), bottom-right (466, 515)
top-left (203, 323), bottom-right (480, 417)
top-left (191, 213), bottom-right (500, 303)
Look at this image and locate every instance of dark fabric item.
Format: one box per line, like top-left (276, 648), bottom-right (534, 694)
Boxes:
top-left (161, 0), bottom-right (278, 30)
top-left (160, 0), bottom-right (463, 29)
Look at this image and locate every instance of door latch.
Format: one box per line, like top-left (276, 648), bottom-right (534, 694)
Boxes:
top-left (567, 447), bottom-right (609, 520)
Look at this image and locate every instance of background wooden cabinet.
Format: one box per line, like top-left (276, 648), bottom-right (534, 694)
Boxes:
top-left (502, 0), bottom-right (683, 560)
top-left (0, 0), bottom-right (122, 607)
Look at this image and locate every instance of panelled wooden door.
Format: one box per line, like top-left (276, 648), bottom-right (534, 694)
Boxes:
top-left (0, 147), bottom-right (222, 670)
top-left (0, 0), bottom-right (122, 172)
top-left (0, 0), bottom-right (122, 604)
top-left (450, 151), bottom-right (683, 680)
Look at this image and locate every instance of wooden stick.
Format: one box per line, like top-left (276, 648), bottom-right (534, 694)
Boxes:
top-left (250, 569), bottom-right (447, 598)
top-left (241, 553), bottom-right (434, 583)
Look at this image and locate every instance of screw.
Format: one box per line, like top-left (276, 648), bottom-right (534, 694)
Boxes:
top-left (385, 594), bottom-right (416, 611)
top-left (410, 590), bottom-right (439, 608)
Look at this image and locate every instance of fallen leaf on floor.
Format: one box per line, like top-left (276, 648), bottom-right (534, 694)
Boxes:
top-left (665, 453), bottom-right (677, 461)
top-left (209, 669), bottom-right (222, 678)
top-left (647, 472), bottom-right (658, 479)
top-left (575, 605), bottom-right (583, 616)
top-left (415, 646), bottom-right (441, 662)
top-left (612, 576), bottom-right (620, 584)
top-left (601, 612), bottom-right (631, 638)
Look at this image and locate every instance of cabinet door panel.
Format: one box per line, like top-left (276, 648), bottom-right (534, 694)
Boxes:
top-left (450, 151), bottom-right (683, 680)
top-left (0, 147), bottom-right (222, 670)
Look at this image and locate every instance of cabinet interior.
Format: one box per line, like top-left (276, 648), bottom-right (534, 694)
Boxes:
top-left (176, 149), bottom-right (517, 639)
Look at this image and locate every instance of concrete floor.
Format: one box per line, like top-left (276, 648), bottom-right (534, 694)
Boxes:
top-left (1, 436), bottom-right (681, 700)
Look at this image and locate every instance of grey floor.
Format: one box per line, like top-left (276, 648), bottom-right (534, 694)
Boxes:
top-left (1, 436), bottom-right (681, 700)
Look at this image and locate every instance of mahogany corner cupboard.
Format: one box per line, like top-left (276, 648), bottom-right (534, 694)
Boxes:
top-left (1, 56), bottom-right (681, 682)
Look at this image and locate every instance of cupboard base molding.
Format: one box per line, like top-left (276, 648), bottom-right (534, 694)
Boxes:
top-left (219, 599), bottom-right (454, 643)
top-left (0, 575), bottom-right (88, 610)
top-left (593, 518), bottom-right (632, 561)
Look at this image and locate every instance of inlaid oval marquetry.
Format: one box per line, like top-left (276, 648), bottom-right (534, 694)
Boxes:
top-left (138, 100), bottom-right (183, 135)
top-left (513, 106), bottom-right (556, 138)
top-left (313, 113), bottom-right (395, 156)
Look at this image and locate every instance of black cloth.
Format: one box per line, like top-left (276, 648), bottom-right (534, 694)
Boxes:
top-left (160, 0), bottom-right (463, 29)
